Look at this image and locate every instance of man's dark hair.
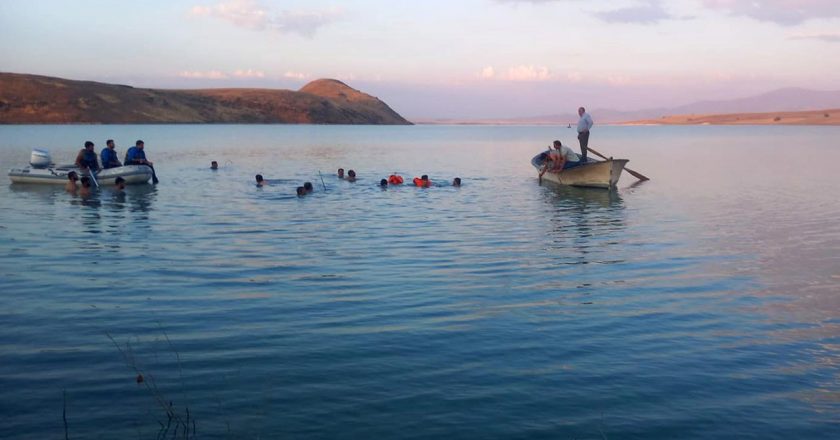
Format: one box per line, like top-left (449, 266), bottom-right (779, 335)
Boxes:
top-left (84, 141), bottom-right (94, 148)
top-left (115, 177), bottom-right (125, 184)
top-left (303, 182), bottom-right (313, 191)
top-left (296, 186), bottom-right (306, 196)
top-left (107, 139), bottom-right (114, 146)
top-left (136, 140), bottom-right (144, 146)
top-left (421, 175), bottom-right (428, 180)
top-left (256, 174), bottom-right (264, 182)
top-left (380, 179), bottom-right (388, 186)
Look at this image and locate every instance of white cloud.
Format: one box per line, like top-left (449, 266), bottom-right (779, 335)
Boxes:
top-left (178, 70), bottom-right (229, 79)
top-left (506, 65), bottom-right (551, 81)
top-left (190, 0), bottom-right (342, 37)
top-left (283, 71), bottom-right (307, 80)
top-left (480, 66), bottom-right (496, 79)
top-left (233, 69), bottom-right (265, 78)
top-left (190, 0), bottom-right (268, 29)
top-left (701, 0), bottom-right (840, 25)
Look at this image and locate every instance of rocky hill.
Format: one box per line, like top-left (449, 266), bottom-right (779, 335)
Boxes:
top-left (0, 73), bottom-right (411, 125)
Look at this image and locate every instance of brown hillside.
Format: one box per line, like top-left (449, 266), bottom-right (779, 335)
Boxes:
top-left (624, 109), bottom-right (840, 126)
top-left (0, 72), bottom-right (411, 125)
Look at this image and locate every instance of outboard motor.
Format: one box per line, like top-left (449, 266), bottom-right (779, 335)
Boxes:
top-left (30, 149), bottom-right (52, 168)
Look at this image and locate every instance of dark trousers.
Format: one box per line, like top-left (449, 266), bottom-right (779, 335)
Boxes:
top-left (577, 131), bottom-right (590, 162)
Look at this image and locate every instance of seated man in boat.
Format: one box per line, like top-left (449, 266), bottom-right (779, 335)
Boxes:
top-left (546, 140), bottom-right (581, 171)
top-left (75, 141), bottom-right (100, 172)
top-left (100, 139), bottom-right (122, 169)
top-left (124, 140), bottom-right (153, 167)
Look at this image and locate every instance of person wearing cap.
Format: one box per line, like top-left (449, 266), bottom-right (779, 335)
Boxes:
top-left (124, 140), bottom-right (153, 166)
top-left (100, 139), bottom-right (122, 169)
top-left (75, 141), bottom-right (100, 171)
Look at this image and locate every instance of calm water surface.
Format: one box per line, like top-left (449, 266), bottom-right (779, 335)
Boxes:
top-left (1, 125), bottom-right (838, 439)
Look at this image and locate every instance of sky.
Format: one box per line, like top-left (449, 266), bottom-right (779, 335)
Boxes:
top-left (2, 0), bottom-right (840, 119)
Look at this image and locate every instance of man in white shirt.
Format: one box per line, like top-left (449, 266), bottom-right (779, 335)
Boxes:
top-left (577, 106), bottom-right (593, 162)
top-left (539, 140), bottom-right (581, 179)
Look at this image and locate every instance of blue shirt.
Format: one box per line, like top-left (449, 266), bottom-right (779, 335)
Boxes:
top-left (124, 146), bottom-right (147, 165)
top-left (100, 147), bottom-right (121, 169)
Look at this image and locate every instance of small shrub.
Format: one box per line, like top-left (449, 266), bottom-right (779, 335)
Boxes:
top-left (825, 113), bottom-right (830, 118)
top-left (773, 116), bottom-right (781, 122)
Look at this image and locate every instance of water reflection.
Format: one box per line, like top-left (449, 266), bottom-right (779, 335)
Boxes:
top-left (540, 185), bottom-right (627, 269)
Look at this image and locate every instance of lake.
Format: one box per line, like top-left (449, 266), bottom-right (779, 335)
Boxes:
top-left (1, 124), bottom-right (838, 439)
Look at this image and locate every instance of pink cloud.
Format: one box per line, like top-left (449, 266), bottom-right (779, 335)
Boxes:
top-left (190, 0), bottom-right (342, 37)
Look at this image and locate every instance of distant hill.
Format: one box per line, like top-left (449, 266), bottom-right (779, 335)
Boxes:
top-left (0, 73), bottom-right (411, 125)
top-left (624, 108), bottom-right (840, 126)
top-left (417, 87), bottom-right (840, 125)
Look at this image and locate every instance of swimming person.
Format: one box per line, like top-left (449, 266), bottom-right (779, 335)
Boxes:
top-left (303, 182), bottom-right (314, 193)
top-left (347, 170), bottom-right (357, 182)
top-left (114, 176), bottom-right (126, 191)
top-left (337, 168), bottom-right (345, 179)
top-left (296, 186), bottom-right (306, 196)
top-left (256, 174), bottom-right (266, 186)
top-left (100, 139), bottom-right (122, 169)
top-left (75, 141), bottom-right (100, 172)
top-left (211, 161), bottom-right (218, 170)
top-left (79, 176), bottom-right (92, 197)
top-left (452, 177), bottom-right (461, 187)
top-left (380, 178), bottom-right (388, 187)
top-left (413, 175), bottom-right (431, 187)
top-left (65, 171), bottom-right (79, 193)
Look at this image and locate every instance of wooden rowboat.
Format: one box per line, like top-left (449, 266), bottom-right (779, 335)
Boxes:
top-left (531, 151), bottom-right (628, 189)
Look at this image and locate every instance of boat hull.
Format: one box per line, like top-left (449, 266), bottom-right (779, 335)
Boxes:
top-left (531, 151), bottom-right (628, 189)
top-left (8, 165), bottom-right (153, 185)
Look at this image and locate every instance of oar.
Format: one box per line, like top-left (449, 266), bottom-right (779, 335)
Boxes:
top-left (587, 146), bottom-right (650, 181)
top-left (87, 168), bottom-right (100, 188)
top-left (318, 171), bottom-right (327, 191)
top-left (148, 164), bottom-right (159, 184)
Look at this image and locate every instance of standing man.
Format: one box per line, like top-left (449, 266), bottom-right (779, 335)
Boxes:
top-left (75, 141), bottom-right (100, 172)
top-left (576, 106), bottom-right (593, 162)
top-left (125, 140), bottom-right (158, 183)
top-left (101, 139), bottom-right (122, 169)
